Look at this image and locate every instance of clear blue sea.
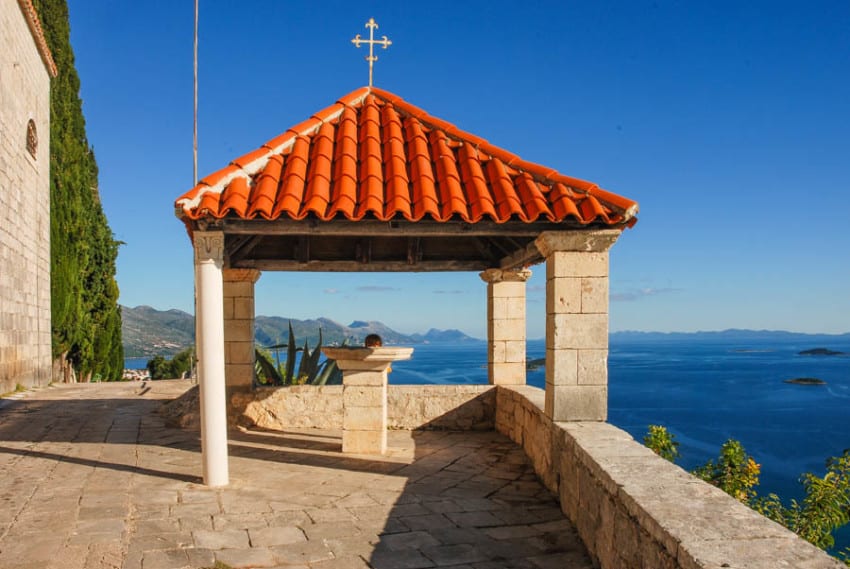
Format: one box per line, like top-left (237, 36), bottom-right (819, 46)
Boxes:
top-left (389, 337), bottom-right (850, 553)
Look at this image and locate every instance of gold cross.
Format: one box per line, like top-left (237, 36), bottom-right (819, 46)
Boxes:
top-left (351, 18), bottom-right (392, 87)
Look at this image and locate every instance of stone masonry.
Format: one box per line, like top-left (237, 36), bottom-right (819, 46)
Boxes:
top-left (0, 2), bottom-right (54, 393)
top-left (223, 268), bottom-right (260, 389)
top-left (480, 268), bottom-right (531, 386)
top-left (223, 384), bottom-right (497, 432)
top-left (494, 385), bottom-right (844, 569)
top-left (537, 230), bottom-right (620, 421)
top-left (324, 347), bottom-right (413, 455)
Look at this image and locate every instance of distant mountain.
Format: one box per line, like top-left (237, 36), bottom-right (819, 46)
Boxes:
top-left (121, 305), bottom-right (195, 357)
top-left (254, 316), bottom-right (417, 347)
top-left (409, 328), bottom-right (482, 343)
top-left (611, 329), bottom-right (850, 344)
top-left (121, 305), bottom-right (478, 357)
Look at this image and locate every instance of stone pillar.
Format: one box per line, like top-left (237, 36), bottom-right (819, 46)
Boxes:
top-left (537, 230), bottom-right (621, 422)
top-left (480, 268), bottom-right (531, 385)
top-left (322, 347), bottom-right (413, 455)
top-left (223, 268), bottom-right (261, 389)
top-left (194, 231), bottom-right (229, 487)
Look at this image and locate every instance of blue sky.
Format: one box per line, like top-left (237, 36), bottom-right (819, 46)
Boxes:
top-left (67, 1), bottom-right (849, 339)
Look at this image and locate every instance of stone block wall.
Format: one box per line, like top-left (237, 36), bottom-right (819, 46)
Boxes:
top-left (388, 385), bottom-right (494, 430)
top-left (223, 269), bottom-right (259, 388)
top-left (230, 384), bottom-right (495, 432)
top-left (0, 3), bottom-right (52, 392)
top-left (495, 385), bottom-right (843, 569)
top-left (481, 269), bottom-right (530, 385)
top-left (233, 385), bottom-right (344, 429)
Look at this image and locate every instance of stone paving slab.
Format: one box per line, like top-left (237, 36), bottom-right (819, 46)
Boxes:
top-left (0, 381), bottom-right (592, 569)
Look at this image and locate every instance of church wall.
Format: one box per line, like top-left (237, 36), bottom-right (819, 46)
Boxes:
top-left (0, 2), bottom-right (52, 392)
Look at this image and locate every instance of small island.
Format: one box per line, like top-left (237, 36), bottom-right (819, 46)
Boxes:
top-left (799, 348), bottom-right (846, 356)
top-left (527, 357), bottom-right (546, 371)
top-left (783, 377), bottom-right (827, 386)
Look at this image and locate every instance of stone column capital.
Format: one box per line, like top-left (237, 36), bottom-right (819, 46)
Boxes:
top-left (535, 229), bottom-right (621, 257)
top-left (194, 231), bottom-right (224, 265)
top-left (479, 268), bottom-right (532, 284)
top-left (323, 347), bottom-right (413, 372)
top-left (222, 268), bottom-right (261, 283)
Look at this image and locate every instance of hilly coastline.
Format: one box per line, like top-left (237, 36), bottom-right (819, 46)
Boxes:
top-left (124, 306), bottom-right (850, 358)
top-left (610, 329), bottom-right (850, 345)
top-left (121, 305), bottom-right (480, 357)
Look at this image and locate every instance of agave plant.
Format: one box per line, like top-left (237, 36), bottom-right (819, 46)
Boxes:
top-left (254, 322), bottom-right (343, 386)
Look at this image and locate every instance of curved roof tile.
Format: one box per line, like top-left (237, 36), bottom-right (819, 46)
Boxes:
top-left (175, 87), bottom-right (639, 227)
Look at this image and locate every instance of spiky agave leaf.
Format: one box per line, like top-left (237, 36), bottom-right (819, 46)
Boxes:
top-left (296, 336), bottom-right (314, 383)
top-left (254, 348), bottom-right (283, 385)
top-left (284, 321), bottom-right (297, 384)
top-left (313, 335), bottom-right (344, 385)
top-left (302, 328), bottom-right (324, 381)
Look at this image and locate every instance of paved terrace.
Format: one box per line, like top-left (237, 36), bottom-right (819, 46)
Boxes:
top-left (0, 380), bottom-right (592, 569)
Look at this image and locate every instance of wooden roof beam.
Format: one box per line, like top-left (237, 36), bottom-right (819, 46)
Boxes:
top-left (231, 259), bottom-right (491, 272)
top-left (216, 219), bottom-right (569, 237)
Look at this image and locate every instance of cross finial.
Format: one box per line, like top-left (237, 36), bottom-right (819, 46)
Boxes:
top-left (351, 18), bottom-right (392, 87)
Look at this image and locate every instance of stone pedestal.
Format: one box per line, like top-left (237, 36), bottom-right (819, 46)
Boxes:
top-left (322, 347), bottom-right (413, 455)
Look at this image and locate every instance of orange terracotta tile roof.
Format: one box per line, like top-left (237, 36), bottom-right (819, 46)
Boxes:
top-left (175, 87), bottom-right (638, 227)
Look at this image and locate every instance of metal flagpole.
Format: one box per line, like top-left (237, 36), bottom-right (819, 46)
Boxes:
top-left (193, 0), bottom-right (199, 186)
top-left (192, 0), bottom-right (199, 384)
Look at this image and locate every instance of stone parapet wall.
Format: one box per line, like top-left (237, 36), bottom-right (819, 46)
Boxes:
top-left (232, 385), bottom-right (343, 429)
top-left (231, 384), bottom-right (495, 431)
top-left (0, 2), bottom-right (52, 392)
top-left (388, 385), bottom-right (494, 430)
top-left (495, 385), bottom-right (843, 569)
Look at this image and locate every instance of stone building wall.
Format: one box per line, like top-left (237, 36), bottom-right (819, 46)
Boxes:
top-left (0, 2), bottom-right (53, 392)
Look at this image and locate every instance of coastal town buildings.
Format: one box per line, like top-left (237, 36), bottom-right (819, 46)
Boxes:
top-left (0, 0), bottom-right (56, 393)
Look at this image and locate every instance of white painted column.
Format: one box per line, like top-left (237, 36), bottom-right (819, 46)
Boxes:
top-left (537, 230), bottom-right (621, 422)
top-left (194, 231), bottom-right (229, 486)
top-left (480, 268), bottom-right (531, 385)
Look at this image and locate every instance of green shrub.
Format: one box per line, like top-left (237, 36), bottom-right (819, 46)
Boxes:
top-left (692, 439), bottom-right (761, 504)
top-left (643, 425), bottom-right (680, 462)
top-left (643, 425), bottom-right (850, 559)
top-left (147, 347), bottom-right (194, 380)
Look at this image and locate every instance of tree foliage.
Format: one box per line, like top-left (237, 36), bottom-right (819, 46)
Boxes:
top-left (692, 439), bottom-right (761, 504)
top-left (644, 424), bottom-right (680, 463)
top-left (147, 348), bottom-right (194, 380)
top-left (31, 0), bottom-right (123, 380)
top-left (643, 426), bottom-right (850, 562)
top-left (754, 451), bottom-right (850, 551)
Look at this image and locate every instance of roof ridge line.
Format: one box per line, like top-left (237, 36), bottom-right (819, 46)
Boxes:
top-left (176, 88), bottom-right (374, 215)
top-left (368, 88), bottom-right (636, 219)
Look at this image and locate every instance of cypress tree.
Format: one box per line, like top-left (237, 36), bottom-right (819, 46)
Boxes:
top-left (31, 0), bottom-right (123, 381)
